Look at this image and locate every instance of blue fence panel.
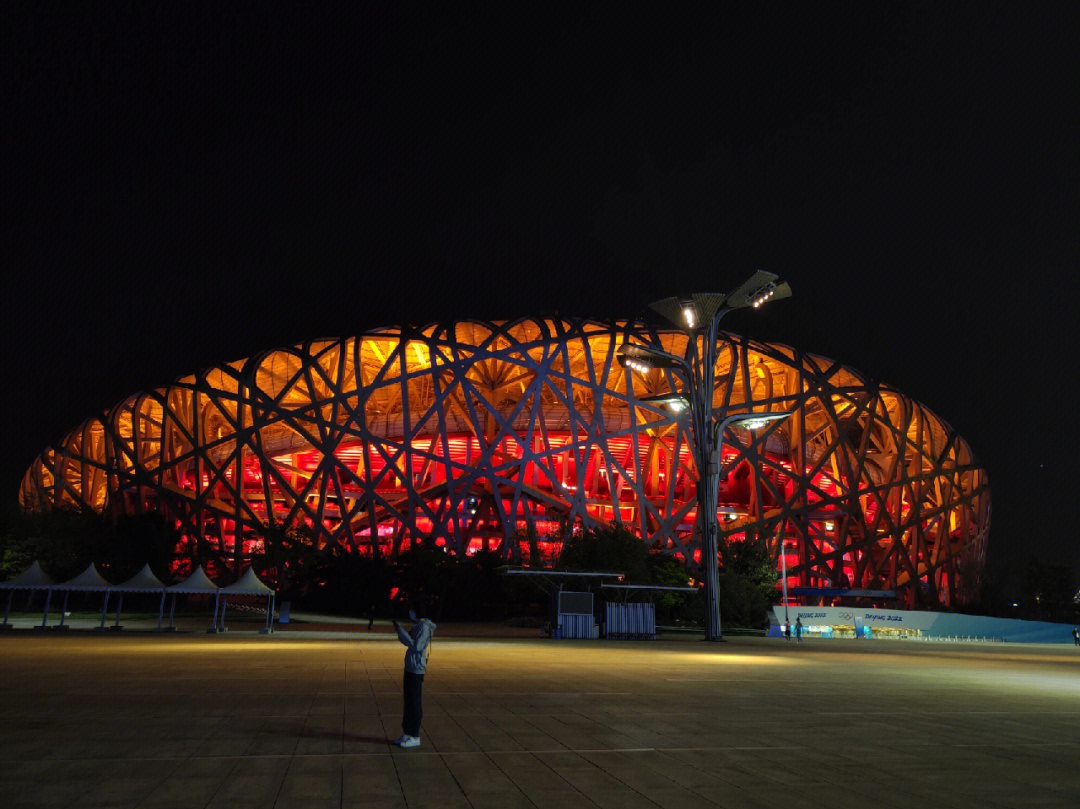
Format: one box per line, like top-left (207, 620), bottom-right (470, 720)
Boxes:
top-left (557, 612), bottom-right (598, 639)
top-left (604, 603), bottom-right (656, 639)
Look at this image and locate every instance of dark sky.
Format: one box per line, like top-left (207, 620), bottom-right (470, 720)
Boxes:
top-left (4, 4), bottom-right (1078, 582)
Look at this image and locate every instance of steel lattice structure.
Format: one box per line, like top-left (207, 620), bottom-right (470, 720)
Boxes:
top-left (19, 318), bottom-right (990, 608)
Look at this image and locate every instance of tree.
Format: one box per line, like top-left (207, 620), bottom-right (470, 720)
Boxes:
top-left (558, 522), bottom-right (704, 624)
top-left (508, 517), bottom-right (543, 567)
top-left (0, 506), bottom-right (108, 581)
top-left (716, 532), bottom-right (778, 630)
top-left (1020, 556), bottom-right (1077, 623)
top-left (0, 505), bottom-right (181, 585)
top-left (250, 522), bottom-right (319, 597)
top-left (96, 512), bottom-right (180, 582)
top-left (392, 541), bottom-right (452, 619)
top-left (0, 502), bottom-right (37, 581)
top-left (305, 542), bottom-right (393, 617)
top-left (558, 522), bottom-right (649, 582)
top-left (646, 554), bottom-right (699, 624)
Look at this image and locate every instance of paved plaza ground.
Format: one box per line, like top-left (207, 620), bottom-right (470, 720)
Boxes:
top-left (1, 624), bottom-right (1078, 809)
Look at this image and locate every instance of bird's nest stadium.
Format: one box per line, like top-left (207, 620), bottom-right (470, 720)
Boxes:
top-left (19, 318), bottom-right (989, 609)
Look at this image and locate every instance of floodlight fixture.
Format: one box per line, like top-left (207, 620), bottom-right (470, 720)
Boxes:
top-left (751, 282), bottom-right (775, 308)
top-left (623, 357), bottom-right (653, 373)
top-left (722, 270), bottom-right (792, 310)
top-left (616, 343), bottom-right (689, 373)
top-left (682, 304), bottom-right (696, 329)
top-left (649, 293), bottom-right (727, 333)
top-left (638, 392), bottom-right (691, 413)
top-left (726, 411), bottom-right (791, 431)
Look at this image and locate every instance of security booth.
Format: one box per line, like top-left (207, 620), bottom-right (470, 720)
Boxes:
top-left (557, 590), bottom-right (596, 639)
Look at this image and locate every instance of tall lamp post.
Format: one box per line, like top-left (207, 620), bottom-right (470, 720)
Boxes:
top-left (617, 270), bottom-right (792, 641)
top-left (779, 525), bottom-right (790, 626)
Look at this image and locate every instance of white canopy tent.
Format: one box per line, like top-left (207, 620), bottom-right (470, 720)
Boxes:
top-left (217, 568), bottom-right (276, 633)
top-left (0, 561), bottom-right (54, 628)
top-left (115, 563), bottom-right (167, 590)
top-left (51, 564), bottom-right (111, 629)
top-left (100, 563), bottom-right (168, 630)
top-left (158, 565), bottom-right (219, 631)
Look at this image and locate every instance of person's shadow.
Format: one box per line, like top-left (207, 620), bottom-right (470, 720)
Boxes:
top-left (300, 730), bottom-right (396, 744)
top-left (348, 734), bottom-right (396, 744)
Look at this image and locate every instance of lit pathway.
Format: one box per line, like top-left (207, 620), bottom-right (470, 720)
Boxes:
top-left (1, 631), bottom-right (1078, 808)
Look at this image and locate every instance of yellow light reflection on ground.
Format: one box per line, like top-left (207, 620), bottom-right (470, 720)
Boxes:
top-left (667, 650), bottom-right (799, 666)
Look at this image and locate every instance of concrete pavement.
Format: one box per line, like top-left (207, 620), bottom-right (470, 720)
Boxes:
top-left (1, 629), bottom-right (1078, 808)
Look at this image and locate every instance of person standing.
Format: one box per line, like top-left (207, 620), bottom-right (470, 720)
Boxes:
top-left (784, 619), bottom-right (791, 641)
top-left (795, 617), bottom-right (803, 643)
top-left (1073, 626), bottom-right (1079, 647)
top-left (393, 606), bottom-right (436, 748)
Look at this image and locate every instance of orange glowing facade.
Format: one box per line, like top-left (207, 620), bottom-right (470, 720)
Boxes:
top-left (19, 318), bottom-right (990, 608)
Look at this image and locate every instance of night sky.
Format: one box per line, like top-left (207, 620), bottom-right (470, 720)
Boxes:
top-left (4, 5), bottom-right (1077, 585)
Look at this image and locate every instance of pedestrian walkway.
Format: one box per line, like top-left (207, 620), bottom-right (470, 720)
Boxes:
top-left (1, 632), bottom-right (1078, 808)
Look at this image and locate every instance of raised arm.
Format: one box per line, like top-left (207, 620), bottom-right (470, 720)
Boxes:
top-left (394, 620), bottom-right (414, 648)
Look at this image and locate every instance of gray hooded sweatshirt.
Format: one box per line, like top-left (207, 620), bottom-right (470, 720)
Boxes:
top-left (396, 618), bottom-right (436, 674)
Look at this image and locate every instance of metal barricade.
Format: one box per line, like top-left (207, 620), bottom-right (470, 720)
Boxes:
top-left (604, 602), bottom-right (656, 639)
top-left (557, 612), bottom-right (599, 639)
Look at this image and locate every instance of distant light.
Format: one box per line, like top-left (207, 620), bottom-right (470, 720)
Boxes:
top-left (668, 399), bottom-right (688, 413)
top-left (741, 418), bottom-right (771, 430)
top-left (824, 521), bottom-right (835, 531)
top-left (682, 305), bottom-right (696, 329)
top-left (731, 411), bottom-right (789, 432)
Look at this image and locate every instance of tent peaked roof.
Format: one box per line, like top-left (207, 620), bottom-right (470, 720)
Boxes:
top-left (165, 565), bottom-right (219, 592)
top-left (220, 568), bottom-right (274, 595)
top-left (58, 563), bottom-right (111, 590)
top-left (114, 563), bottom-right (167, 592)
top-left (0, 560), bottom-right (55, 589)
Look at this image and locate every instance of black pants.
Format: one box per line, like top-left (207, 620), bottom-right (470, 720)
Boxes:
top-left (402, 671), bottom-right (424, 736)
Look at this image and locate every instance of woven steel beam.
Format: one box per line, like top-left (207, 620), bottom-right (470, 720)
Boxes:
top-left (20, 318), bottom-right (990, 607)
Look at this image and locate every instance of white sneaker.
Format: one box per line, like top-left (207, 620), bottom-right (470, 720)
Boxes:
top-left (393, 734), bottom-right (409, 745)
top-left (399, 736), bottom-right (421, 748)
